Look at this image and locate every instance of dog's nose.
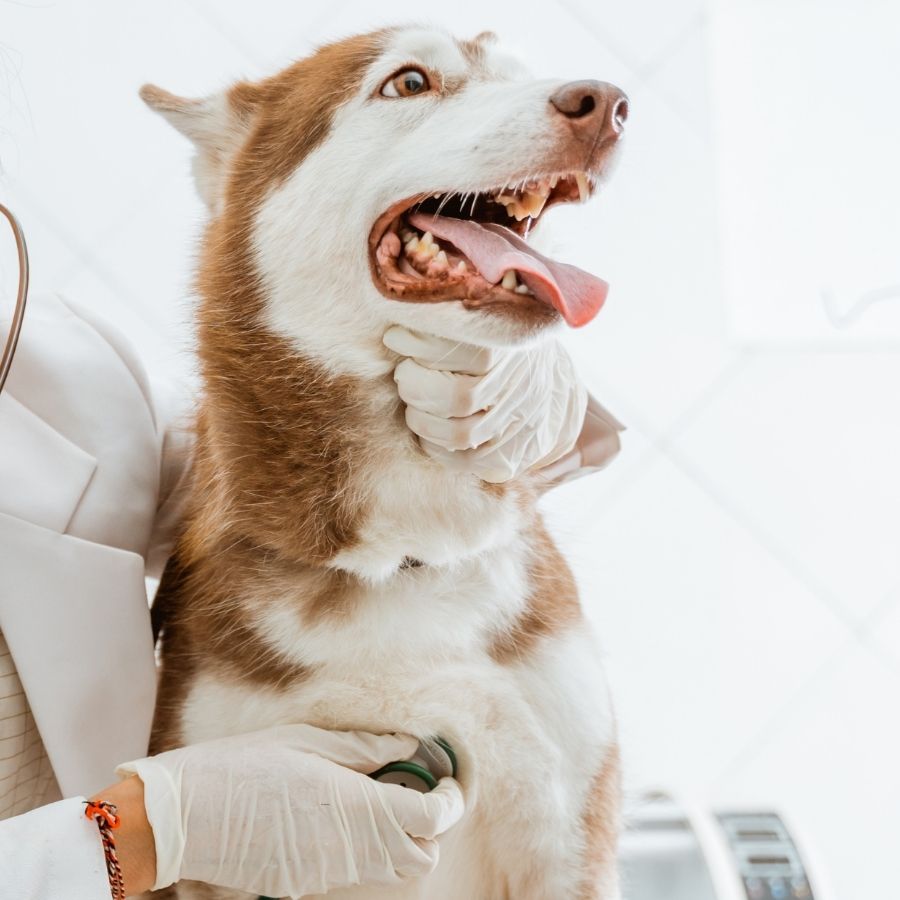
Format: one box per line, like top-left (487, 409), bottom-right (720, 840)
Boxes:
top-left (549, 81), bottom-right (629, 137)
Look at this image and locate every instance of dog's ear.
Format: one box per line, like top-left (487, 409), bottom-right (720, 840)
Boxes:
top-left (140, 83), bottom-right (260, 213)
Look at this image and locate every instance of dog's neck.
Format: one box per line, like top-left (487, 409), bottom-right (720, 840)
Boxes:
top-left (187, 309), bottom-right (528, 582)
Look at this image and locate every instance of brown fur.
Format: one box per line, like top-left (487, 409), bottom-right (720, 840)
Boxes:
top-left (188, 32), bottom-right (390, 567)
top-left (457, 30), bottom-right (498, 66)
top-left (489, 519), bottom-right (582, 663)
top-left (578, 745), bottom-right (622, 899)
top-left (151, 33), bottom-right (392, 754)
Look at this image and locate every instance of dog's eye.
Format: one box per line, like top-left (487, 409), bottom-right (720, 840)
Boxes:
top-left (381, 68), bottom-right (430, 99)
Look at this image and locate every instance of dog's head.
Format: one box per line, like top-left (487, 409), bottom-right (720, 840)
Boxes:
top-left (143, 26), bottom-right (626, 374)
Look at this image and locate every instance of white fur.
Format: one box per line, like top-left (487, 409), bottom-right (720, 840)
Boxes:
top-left (179, 627), bottom-right (616, 900)
top-left (329, 386), bottom-right (528, 580)
top-left (255, 29), bottom-right (570, 379)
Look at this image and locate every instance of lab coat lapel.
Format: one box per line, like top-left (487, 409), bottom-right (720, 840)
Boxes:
top-left (0, 391), bottom-right (97, 533)
top-left (0, 512), bottom-right (157, 797)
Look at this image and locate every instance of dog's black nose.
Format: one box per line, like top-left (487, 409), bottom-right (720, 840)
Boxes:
top-left (549, 81), bottom-right (628, 136)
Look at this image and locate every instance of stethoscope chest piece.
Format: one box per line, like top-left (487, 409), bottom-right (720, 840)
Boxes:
top-left (370, 736), bottom-right (458, 794)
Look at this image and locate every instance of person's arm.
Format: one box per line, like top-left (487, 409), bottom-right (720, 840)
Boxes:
top-left (384, 327), bottom-right (623, 485)
top-left (119, 725), bottom-right (463, 897)
top-left (1, 726), bottom-right (463, 899)
top-left (0, 798), bottom-right (112, 900)
top-left (86, 776), bottom-right (157, 896)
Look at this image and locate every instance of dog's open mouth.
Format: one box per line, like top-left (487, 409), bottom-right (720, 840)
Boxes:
top-left (369, 172), bottom-right (609, 327)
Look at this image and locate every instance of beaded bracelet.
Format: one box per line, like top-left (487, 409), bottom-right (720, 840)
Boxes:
top-left (84, 800), bottom-right (126, 900)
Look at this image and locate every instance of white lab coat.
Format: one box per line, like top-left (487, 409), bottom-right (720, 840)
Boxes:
top-left (0, 293), bottom-right (190, 897)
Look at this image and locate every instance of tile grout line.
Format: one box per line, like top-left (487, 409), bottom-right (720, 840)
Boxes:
top-left (660, 437), bottom-right (867, 639)
top-left (557, 0), bottom-right (712, 140)
top-left (711, 583), bottom-right (900, 791)
top-left (574, 348), bottom-right (753, 526)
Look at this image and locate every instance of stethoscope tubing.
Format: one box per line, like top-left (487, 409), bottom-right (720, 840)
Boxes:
top-left (0, 202), bottom-right (29, 395)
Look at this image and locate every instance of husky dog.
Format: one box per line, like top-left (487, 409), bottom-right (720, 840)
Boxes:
top-left (143, 24), bottom-right (627, 900)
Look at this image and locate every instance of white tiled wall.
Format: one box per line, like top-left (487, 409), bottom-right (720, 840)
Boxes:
top-left (2, 2), bottom-right (898, 898)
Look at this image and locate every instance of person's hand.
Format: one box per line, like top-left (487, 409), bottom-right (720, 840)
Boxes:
top-left (117, 725), bottom-right (464, 898)
top-left (384, 326), bottom-right (588, 483)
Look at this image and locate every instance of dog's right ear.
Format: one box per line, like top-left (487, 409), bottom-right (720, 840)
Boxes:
top-left (140, 83), bottom-right (260, 214)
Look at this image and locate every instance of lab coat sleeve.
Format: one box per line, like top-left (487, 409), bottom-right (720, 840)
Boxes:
top-left (536, 394), bottom-right (625, 487)
top-left (0, 797), bottom-right (109, 899)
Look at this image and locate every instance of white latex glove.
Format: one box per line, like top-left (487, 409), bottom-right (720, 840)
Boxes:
top-left (384, 326), bottom-right (588, 483)
top-left (117, 725), bottom-right (464, 898)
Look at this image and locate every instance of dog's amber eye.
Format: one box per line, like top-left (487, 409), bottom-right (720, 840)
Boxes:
top-left (381, 68), bottom-right (430, 98)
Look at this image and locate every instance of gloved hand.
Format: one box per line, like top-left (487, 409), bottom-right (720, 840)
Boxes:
top-left (384, 326), bottom-right (588, 483)
top-left (117, 725), bottom-right (464, 898)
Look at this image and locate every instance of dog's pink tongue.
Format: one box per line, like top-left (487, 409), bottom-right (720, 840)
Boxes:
top-left (408, 212), bottom-right (608, 327)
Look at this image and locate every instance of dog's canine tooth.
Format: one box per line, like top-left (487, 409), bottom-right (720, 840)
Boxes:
top-left (420, 231), bottom-right (434, 248)
top-left (434, 249), bottom-right (449, 268)
top-left (501, 270), bottom-right (518, 291)
top-left (522, 191), bottom-right (547, 218)
top-left (575, 171), bottom-right (590, 203)
top-left (550, 174), bottom-right (560, 189)
top-left (455, 260), bottom-right (468, 274)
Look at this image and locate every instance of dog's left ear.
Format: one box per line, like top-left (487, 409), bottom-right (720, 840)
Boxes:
top-left (140, 83), bottom-right (260, 213)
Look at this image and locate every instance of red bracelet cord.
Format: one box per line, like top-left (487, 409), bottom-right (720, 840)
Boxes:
top-left (84, 800), bottom-right (126, 900)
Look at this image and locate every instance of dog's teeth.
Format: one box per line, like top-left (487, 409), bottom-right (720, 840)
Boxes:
top-left (405, 236), bottom-right (420, 254)
top-left (550, 174), bottom-right (559, 189)
top-left (427, 241), bottom-right (440, 258)
top-left (400, 228), bottom-right (414, 242)
top-left (522, 190), bottom-right (548, 218)
top-left (515, 283), bottom-right (531, 294)
top-left (501, 270), bottom-right (518, 291)
top-left (420, 231), bottom-right (434, 248)
top-left (575, 172), bottom-right (590, 203)
top-left (455, 260), bottom-right (468, 273)
top-left (434, 249), bottom-right (449, 268)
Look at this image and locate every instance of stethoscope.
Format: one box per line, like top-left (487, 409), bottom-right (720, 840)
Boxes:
top-left (0, 202), bottom-right (29, 395)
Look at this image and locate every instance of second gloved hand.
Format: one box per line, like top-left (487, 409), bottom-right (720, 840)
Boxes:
top-left (118, 725), bottom-right (464, 898)
top-left (384, 326), bottom-right (588, 483)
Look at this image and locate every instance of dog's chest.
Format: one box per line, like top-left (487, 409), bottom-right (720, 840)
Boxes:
top-left (261, 537), bottom-right (531, 670)
top-left (329, 437), bottom-right (529, 581)
top-left (178, 539), bottom-right (535, 745)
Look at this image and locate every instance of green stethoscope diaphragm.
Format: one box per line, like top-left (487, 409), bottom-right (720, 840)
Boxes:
top-left (369, 759), bottom-right (439, 792)
top-left (370, 736), bottom-right (458, 793)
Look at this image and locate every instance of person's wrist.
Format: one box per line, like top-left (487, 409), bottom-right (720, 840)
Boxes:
top-left (89, 776), bottom-right (157, 896)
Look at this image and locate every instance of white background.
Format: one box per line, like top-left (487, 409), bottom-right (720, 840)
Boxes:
top-left (2, 1), bottom-right (899, 897)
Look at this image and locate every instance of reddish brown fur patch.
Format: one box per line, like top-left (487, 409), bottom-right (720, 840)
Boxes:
top-left (579, 744), bottom-right (622, 899)
top-left (151, 32), bottom-right (391, 748)
top-left (457, 30), bottom-right (497, 67)
top-left (489, 518), bottom-right (582, 663)
top-left (186, 31), bottom-right (389, 568)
